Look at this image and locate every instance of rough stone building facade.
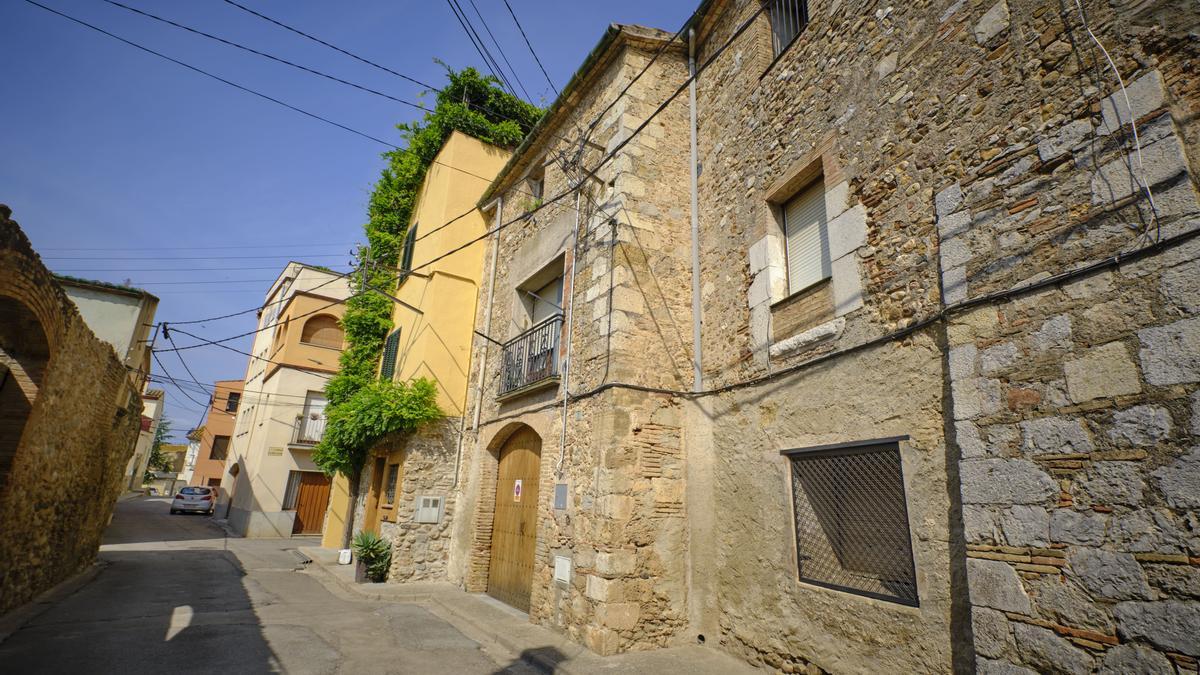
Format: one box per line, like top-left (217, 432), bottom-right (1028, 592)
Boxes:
top-left (360, 1), bottom-right (1200, 672)
top-left (0, 206), bottom-right (142, 615)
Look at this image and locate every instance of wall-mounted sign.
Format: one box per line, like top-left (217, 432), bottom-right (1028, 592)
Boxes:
top-left (513, 479), bottom-right (523, 503)
top-left (267, 447), bottom-right (283, 456)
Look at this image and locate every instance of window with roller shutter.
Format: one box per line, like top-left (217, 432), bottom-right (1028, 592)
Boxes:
top-left (782, 179), bottom-right (832, 295)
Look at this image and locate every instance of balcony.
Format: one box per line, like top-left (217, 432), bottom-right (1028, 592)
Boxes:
top-left (498, 315), bottom-right (562, 397)
top-left (292, 414), bottom-right (327, 445)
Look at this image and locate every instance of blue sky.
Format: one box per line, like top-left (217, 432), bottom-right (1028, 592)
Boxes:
top-left (0, 0), bottom-right (692, 438)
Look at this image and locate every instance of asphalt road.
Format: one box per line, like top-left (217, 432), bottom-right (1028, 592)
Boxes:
top-left (0, 497), bottom-right (532, 674)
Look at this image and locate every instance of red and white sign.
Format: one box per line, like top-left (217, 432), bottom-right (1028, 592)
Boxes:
top-left (513, 479), bottom-right (523, 503)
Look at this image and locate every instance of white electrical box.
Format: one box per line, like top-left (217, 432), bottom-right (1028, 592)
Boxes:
top-left (553, 555), bottom-right (572, 585)
top-left (414, 495), bottom-right (444, 524)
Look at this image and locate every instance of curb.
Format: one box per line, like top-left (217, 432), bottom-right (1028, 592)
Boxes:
top-left (0, 561), bottom-right (105, 645)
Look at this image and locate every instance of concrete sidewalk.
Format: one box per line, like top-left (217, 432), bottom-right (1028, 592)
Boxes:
top-left (299, 547), bottom-right (759, 674)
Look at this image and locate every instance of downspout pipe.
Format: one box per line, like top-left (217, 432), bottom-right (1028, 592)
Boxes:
top-left (688, 27), bottom-right (703, 392)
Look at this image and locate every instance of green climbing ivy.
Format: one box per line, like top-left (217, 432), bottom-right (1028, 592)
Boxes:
top-left (312, 66), bottom-right (542, 545)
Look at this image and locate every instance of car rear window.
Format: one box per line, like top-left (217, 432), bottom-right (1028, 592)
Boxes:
top-left (179, 487), bottom-right (211, 495)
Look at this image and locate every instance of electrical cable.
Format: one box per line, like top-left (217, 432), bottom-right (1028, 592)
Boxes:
top-left (501, 0), bottom-right (558, 96)
top-left (100, 0), bottom-right (431, 111)
top-left (22, 0), bottom-right (533, 191)
top-left (41, 242), bottom-right (357, 251)
top-left (464, 0), bottom-right (533, 100)
top-left (152, 351), bottom-right (211, 408)
top-left (444, 0), bottom-right (513, 95)
top-left (1070, 0), bottom-right (1161, 243)
top-left (170, 327), bottom-right (335, 380)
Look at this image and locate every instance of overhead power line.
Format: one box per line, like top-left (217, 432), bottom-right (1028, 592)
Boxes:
top-left (22, 0), bottom-right (531, 192)
top-left (444, 0), bottom-right (515, 97)
top-left (45, 253), bottom-right (348, 261)
top-left (40, 242), bottom-right (357, 251)
top-left (464, 0), bottom-right (532, 101)
top-left (100, 0), bottom-right (430, 111)
top-left (501, 0), bottom-right (558, 96)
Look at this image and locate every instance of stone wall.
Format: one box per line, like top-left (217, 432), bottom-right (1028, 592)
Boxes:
top-left (0, 205), bottom-right (142, 615)
top-left (449, 26), bottom-right (697, 655)
top-left (376, 419), bottom-right (460, 582)
top-left (934, 16), bottom-right (1200, 672)
top-left (689, 0), bottom-right (1199, 671)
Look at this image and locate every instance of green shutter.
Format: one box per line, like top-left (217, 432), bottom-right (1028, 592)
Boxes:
top-left (380, 329), bottom-right (401, 380)
top-left (400, 225), bottom-right (417, 274)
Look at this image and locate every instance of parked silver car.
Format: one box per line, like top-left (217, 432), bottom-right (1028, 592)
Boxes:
top-left (170, 486), bottom-right (215, 515)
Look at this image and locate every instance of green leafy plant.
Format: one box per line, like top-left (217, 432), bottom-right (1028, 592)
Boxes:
top-left (314, 66), bottom-right (542, 548)
top-left (352, 530), bottom-right (392, 582)
top-left (144, 419), bottom-right (173, 482)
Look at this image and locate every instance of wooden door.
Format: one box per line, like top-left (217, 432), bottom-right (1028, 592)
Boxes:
top-left (363, 457), bottom-right (386, 535)
top-left (292, 472), bottom-right (332, 534)
top-left (487, 428), bottom-right (541, 612)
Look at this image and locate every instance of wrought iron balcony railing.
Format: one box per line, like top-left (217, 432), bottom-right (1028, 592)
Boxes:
top-left (292, 414), bottom-right (327, 445)
top-left (498, 315), bottom-right (562, 396)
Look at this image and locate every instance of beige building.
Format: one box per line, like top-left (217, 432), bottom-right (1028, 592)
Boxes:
top-left (56, 276), bottom-right (158, 393)
top-left (126, 389), bottom-right (164, 492)
top-left (221, 263), bottom-right (351, 538)
top-left (334, 131), bottom-right (511, 565)
top-left (363, 2), bottom-right (1200, 673)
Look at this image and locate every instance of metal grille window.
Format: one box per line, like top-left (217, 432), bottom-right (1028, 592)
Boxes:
top-left (383, 464), bottom-right (400, 505)
top-left (380, 329), bottom-right (401, 381)
top-left (769, 0), bottom-right (810, 57)
top-left (782, 437), bottom-right (918, 606)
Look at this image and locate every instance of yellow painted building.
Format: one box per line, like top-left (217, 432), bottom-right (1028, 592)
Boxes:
top-left (321, 131), bottom-right (510, 549)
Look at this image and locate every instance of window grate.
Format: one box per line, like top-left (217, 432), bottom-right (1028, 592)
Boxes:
top-left (786, 440), bottom-right (918, 606)
top-left (769, 0), bottom-right (809, 58)
top-left (380, 329), bottom-right (401, 381)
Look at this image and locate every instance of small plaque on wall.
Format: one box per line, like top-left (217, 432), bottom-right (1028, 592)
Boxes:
top-left (267, 447), bottom-right (283, 456)
top-left (554, 483), bottom-right (568, 510)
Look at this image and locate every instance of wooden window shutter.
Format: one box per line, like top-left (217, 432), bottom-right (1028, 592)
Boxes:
top-left (380, 329), bottom-right (401, 380)
top-left (783, 179), bottom-right (831, 295)
top-left (401, 225), bottom-right (417, 273)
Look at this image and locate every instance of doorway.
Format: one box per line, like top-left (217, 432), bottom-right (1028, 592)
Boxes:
top-left (487, 427), bottom-right (542, 612)
top-left (290, 471), bottom-right (332, 534)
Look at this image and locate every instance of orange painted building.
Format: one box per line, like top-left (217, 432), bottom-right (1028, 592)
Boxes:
top-left (189, 379), bottom-right (243, 490)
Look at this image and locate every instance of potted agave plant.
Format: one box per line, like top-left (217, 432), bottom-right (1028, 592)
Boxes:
top-left (351, 531), bottom-right (391, 583)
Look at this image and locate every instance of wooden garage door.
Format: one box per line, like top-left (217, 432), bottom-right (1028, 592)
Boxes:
top-left (292, 472), bottom-right (332, 535)
top-left (487, 428), bottom-right (541, 612)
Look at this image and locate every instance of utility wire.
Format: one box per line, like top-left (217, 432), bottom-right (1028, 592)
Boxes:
top-left (100, 0), bottom-right (430, 111)
top-left (23, 0), bottom-right (529, 191)
top-left (465, 0), bottom-right (532, 101)
top-left (152, 351), bottom-right (211, 408)
top-left (41, 242), bottom-right (357, 251)
top-left (501, 0), bottom-right (558, 96)
top-left (171, 327), bottom-right (335, 379)
top-left (45, 253), bottom-right (348, 260)
top-left (444, 0), bottom-right (515, 96)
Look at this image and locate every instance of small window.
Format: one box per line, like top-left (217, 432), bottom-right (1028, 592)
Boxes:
top-left (784, 438), bottom-right (917, 606)
top-left (769, 0), bottom-right (809, 57)
top-left (210, 435), bottom-right (230, 461)
top-left (528, 164), bottom-right (545, 201)
top-left (400, 225), bottom-right (417, 275)
top-left (225, 392), bottom-right (241, 412)
top-left (782, 178), bottom-right (831, 295)
top-left (383, 464), bottom-right (400, 505)
top-left (301, 315), bottom-right (343, 349)
top-left (526, 276), bottom-right (563, 326)
top-left (380, 329), bottom-right (401, 381)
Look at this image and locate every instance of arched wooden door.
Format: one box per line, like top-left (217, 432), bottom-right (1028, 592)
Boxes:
top-left (487, 427), bottom-right (541, 612)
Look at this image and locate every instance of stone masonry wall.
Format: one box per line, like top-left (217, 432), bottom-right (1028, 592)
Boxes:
top-left (691, 0), bottom-right (1199, 671)
top-left (0, 206), bottom-right (142, 615)
top-left (936, 17), bottom-right (1200, 672)
top-left (378, 419), bottom-right (460, 582)
top-left (452, 28), bottom-right (696, 656)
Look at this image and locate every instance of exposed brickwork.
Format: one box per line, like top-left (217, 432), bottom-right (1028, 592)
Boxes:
top-left (0, 206), bottom-right (141, 615)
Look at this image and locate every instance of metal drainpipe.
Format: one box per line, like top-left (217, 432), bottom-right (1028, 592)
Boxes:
top-left (458, 196), bottom-right (503, 490)
top-left (556, 189), bottom-right (583, 478)
top-left (688, 27), bottom-right (703, 392)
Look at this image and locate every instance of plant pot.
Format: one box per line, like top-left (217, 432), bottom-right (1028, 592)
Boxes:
top-left (354, 559), bottom-right (368, 583)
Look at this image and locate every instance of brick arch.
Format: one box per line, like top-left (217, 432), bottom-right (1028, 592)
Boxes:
top-left (0, 295), bottom-right (51, 495)
top-left (465, 420), bottom-right (549, 593)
